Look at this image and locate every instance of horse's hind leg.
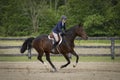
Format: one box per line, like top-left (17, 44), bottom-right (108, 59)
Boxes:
top-left (35, 48), bottom-right (44, 64)
top-left (71, 51), bottom-right (79, 67)
top-left (45, 53), bottom-right (57, 72)
top-left (37, 52), bottom-right (44, 64)
top-left (37, 50), bottom-right (51, 71)
top-left (60, 53), bottom-right (70, 69)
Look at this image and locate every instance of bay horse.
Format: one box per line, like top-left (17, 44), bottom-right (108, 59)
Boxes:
top-left (20, 23), bottom-right (88, 71)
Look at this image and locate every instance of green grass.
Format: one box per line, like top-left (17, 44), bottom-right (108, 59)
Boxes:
top-left (0, 56), bottom-right (120, 62)
top-left (75, 40), bottom-right (120, 46)
top-left (0, 40), bottom-right (120, 46)
top-left (0, 40), bottom-right (23, 46)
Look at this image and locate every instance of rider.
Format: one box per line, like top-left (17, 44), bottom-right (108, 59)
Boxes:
top-left (51, 15), bottom-right (67, 51)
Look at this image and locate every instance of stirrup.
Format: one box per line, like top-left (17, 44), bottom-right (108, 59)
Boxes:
top-left (51, 48), bottom-right (55, 52)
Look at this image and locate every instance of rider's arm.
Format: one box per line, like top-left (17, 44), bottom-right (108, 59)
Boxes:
top-left (63, 23), bottom-right (66, 32)
top-left (57, 22), bottom-right (63, 33)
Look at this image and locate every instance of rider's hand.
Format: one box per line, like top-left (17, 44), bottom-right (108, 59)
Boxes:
top-left (61, 32), bottom-right (65, 36)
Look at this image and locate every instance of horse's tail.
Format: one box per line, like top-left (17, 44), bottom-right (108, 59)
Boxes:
top-left (20, 37), bottom-right (35, 53)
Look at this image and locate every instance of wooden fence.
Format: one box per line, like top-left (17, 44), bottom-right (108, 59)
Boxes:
top-left (0, 37), bottom-right (120, 59)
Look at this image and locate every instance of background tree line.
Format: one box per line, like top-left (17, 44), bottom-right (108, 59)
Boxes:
top-left (0, 0), bottom-right (120, 37)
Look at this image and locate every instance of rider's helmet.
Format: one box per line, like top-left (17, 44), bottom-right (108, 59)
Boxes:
top-left (61, 15), bottom-right (67, 20)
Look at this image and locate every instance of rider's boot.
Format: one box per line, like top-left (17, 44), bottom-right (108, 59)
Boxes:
top-left (51, 41), bottom-right (58, 52)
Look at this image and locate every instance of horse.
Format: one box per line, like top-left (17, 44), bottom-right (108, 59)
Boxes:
top-left (20, 23), bottom-right (88, 71)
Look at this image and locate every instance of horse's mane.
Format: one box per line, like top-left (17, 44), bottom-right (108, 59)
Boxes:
top-left (65, 24), bottom-right (81, 35)
top-left (66, 25), bottom-right (78, 32)
top-left (66, 23), bottom-right (83, 33)
top-left (67, 23), bottom-right (83, 32)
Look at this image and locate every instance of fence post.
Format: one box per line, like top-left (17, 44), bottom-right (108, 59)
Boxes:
top-left (111, 38), bottom-right (115, 60)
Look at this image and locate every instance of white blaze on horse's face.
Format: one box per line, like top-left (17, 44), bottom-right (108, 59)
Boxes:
top-left (76, 26), bottom-right (88, 40)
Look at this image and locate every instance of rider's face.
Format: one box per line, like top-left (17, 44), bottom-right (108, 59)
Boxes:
top-left (62, 19), bottom-right (67, 23)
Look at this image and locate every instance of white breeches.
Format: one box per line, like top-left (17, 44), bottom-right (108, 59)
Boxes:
top-left (52, 32), bottom-right (62, 42)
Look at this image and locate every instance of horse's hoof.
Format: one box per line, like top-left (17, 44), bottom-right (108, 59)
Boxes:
top-left (60, 65), bottom-right (64, 69)
top-left (73, 65), bottom-right (76, 68)
top-left (73, 63), bottom-right (77, 68)
top-left (50, 68), bottom-right (58, 72)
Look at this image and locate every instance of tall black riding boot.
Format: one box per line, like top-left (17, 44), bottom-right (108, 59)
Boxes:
top-left (51, 42), bottom-right (58, 52)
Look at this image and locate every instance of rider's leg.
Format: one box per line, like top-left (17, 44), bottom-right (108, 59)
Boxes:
top-left (58, 33), bottom-right (62, 45)
top-left (52, 32), bottom-right (59, 50)
top-left (52, 41), bottom-right (58, 49)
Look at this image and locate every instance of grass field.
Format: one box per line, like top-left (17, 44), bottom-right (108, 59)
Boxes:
top-left (0, 56), bottom-right (120, 62)
top-left (0, 40), bottom-right (120, 46)
top-left (75, 40), bottom-right (120, 46)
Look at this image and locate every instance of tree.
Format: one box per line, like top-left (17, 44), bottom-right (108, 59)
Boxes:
top-left (0, 0), bottom-right (31, 36)
top-left (66, 0), bottom-right (120, 36)
top-left (0, 0), bottom-right (120, 36)
top-left (20, 0), bottom-right (48, 33)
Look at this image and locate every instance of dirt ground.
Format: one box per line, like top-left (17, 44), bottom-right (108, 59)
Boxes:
top-left (0, 61), bottom-right (120, 80)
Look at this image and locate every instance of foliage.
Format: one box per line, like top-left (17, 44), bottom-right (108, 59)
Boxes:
top-left (84, 14), bottom-right (106, 36)
top-left (0, 0), bottom-right (120, 37)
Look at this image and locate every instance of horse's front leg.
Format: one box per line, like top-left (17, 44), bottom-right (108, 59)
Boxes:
top-left (45, 53), bottom-right (57, 72)
top-left (71, 51), bottom-right (79, 67)
top-left (60, 53), bottom-right (70, 69)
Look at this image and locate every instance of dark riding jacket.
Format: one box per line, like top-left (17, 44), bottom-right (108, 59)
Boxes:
top-left (52, 21), bottom-right (66, 34)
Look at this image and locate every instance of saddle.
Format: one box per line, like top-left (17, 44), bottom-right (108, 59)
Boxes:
top-left (48, 33), bottom-right (62, 45)
top-left (49, 33), bottom-right (54, 39)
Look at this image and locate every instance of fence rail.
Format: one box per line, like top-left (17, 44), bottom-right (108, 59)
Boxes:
top-left (0, 37), bottom-right (120, 40)
top-left (0, 37), bottom-right (26, 40)
top-left (0, 37), bottom-right (120, 59)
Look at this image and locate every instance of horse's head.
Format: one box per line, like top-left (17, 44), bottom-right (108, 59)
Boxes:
top-left (75, 23), bottom-right (88, 40)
